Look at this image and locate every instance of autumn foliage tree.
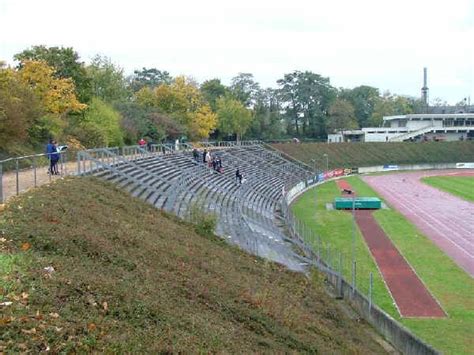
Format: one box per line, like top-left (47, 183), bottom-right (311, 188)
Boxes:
top-left (0, 63), bottom-right (42, 150)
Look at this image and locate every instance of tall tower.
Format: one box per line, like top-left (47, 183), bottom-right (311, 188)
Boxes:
top-left (421, 67), bottom-right (429, 105)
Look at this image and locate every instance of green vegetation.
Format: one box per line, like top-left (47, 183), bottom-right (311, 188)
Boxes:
top-left (292, 176), bottom-right (474, 354)
top-left (273, 141), bottom-right (474, 169)
top-left (422, 176), bottom-right (474, 202)
top-left (0, 177), bottom-right (386, 353)
top-left (2, 45), bottom-right (436, 159)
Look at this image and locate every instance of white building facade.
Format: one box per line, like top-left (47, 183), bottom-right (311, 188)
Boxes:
top-left (328, 113), bottom-right (474, 143)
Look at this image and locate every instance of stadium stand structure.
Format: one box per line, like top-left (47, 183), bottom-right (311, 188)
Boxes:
top-left (77, 143), bottom-right (313, 272)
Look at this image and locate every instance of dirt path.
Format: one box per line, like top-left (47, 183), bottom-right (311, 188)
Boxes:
top-left (363, 170), bottom-right (474, 278)
top-left (1, 161), bottom-right (79, 203)
top-left (335, 179), bottom-right (446, 318)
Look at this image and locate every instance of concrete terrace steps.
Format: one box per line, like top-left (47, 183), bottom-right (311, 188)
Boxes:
top-left (91, 145), bottom-right (312, 272)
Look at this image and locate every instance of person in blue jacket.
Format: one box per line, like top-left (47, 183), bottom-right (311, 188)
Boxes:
top-left (46, 139), bottom-right (60, 175)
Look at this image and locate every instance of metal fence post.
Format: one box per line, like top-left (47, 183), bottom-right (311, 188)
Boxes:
top-left (60, 152), bottom-right (64, 176)
top-left (369, 272), bottom-right (373, 312)
top-left (33, 156), bottom-right (37, 187)
top-left (327, 243), bottom-right (331, 268)
top-left (63, 152), bottom-right (68, 175)
top-left (77, 153), bottom-right (81, 175)
top-left (15, 159), bottom-right (19, 196)
top-left (352, 261), bottom-right (357, 296)
top-left (0, 162), bottom-right (3, 204)
top-left (338, 253), bottom-right (343, 298)
top-left (317, 235), bottom-right (321, 263)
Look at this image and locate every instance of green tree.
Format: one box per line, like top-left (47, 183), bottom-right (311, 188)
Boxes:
top-left (14, 45), bottom-right (92, 103)
top-left (230, 73), bottom-right (259, 107)
top-left (216, 96), bottom-right (252, 141)
top-left (87, 55), bottom-right (129, 103)
top-left (0, 63), bottom-right (42, 150)
top-left (249, 88), bottom-right (283, 139)
top-left (277, 71), bottom-right (336, 138)
top-left (71, 98), bottom-right (124, 147)
top-left (200, 78), bottom-right (228, 111)
top-left (327, 99), bottom-right (358, 133)
top-left (129, 67), bottom-right (172, 92)
top-left (340, 85), bottom-right (380, 128)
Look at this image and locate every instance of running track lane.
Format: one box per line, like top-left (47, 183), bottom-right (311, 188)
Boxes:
top-left (335, 179), bottom-right (446, 317)
top-left (363, 170), bottom-right (474, 278)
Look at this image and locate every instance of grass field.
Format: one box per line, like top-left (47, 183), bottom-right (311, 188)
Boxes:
top-left (272, 141), bottom-right (474, 169)
top-left (0, 177), bottom-right (387, 353)
top-left (422, 176), bottom-right (474, 202)
top-left (291, 176), bottom-right (474, 355)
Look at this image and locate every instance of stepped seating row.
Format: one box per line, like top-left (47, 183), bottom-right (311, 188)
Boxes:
top-left (92, 145), bottom-right (311, 271)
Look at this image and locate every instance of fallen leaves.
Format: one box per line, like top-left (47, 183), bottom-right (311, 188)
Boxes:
top-left (21, 327), bottom-right (37, 334)
top-left (21, 242), bottom-right (31, 251)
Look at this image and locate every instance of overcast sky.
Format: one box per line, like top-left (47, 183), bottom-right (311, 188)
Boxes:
top-left (1, 0), bottom-right (473, 104)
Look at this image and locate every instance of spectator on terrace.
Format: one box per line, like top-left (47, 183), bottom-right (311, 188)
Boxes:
top-left (203, 149), bottom-right (208, 164)
top-left (138, 138), bottom-right (146, 148)
top-left (235, 168), bottom-right (243, 184)
top-left (206, 151), bottom-right (212, 167)
top-left (192, 148), bottom-right (199, 162)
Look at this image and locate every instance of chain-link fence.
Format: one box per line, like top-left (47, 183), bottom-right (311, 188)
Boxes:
top-left (281, 177), bottom-right (439, 355)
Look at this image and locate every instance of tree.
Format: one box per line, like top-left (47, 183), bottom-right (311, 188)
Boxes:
top-left (368, 92), bottom-right (417, 126)
top-left (277, 71), bottom-right (336, 138)
top-left (189, 105), bottom-right (218, 140)
top-left (327, 99), bottom-right (358, 133)
top-left (129, 67), bottom-right (172, 92)
top-left (200, 78), bottom-right (228, 111)
top-left (17, 60), bottom-right (86, 115)
top-left (14, 45), bottom-right (92, 103)
top-left (216, 96), bottom-right (252, 141)
top-left (249, 88), bottom-right (283, 139)
top-left (340, 85), bottom-right (380, 128)
top-left (87, 55), bottom-right (129, 103)
top-left (0, 63), bottom-right (42, 149)
top-left (71, 98), bottom-right (124, 147)
top-left (230, 73), bottom-right (259, 107)
top-left (134, 76), bottom-right (216, 140)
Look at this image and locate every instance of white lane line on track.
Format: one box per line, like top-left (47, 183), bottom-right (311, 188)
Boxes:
top-left (378, 187), bottom-right (474, 258)
top-left (364, 177), bottom-right (474, 259)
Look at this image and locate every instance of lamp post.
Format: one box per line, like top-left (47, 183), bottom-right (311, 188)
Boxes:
top-left (352, 193), bottom-right (356, 266)
top-left (323, 153), bottom-right (328, 171)
top-left (311, 159), bottom-right (318, 213)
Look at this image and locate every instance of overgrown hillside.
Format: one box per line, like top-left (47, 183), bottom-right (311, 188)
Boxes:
top-left (272, 141), bottom-right (474, 169)
top-left (0, 177), bottom-right (387, 353)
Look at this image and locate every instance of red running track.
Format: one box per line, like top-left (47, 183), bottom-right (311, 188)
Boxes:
top-left (363, 170), bottom-right (474, 278)
top-left (335, 179), bottom-right (446, 317)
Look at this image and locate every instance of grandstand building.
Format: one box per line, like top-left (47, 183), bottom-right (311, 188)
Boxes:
top-left (328, 112), bottom-right (474, 143)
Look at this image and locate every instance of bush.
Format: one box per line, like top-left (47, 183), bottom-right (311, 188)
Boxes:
top-left (186, 202), bottom-right (217, 236)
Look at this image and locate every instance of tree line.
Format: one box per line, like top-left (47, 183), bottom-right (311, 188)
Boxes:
top-left (1, 45), bottom-right (428, 155)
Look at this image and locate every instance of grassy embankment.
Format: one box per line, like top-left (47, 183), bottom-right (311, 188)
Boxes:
top-left (0, 177), bottom-right (387, 353)
top-left (291, 176), bottom-right (474, 355)
top-left (272, 141), bottom-right (474, 169)
top-left (422, 176), bottom-right (474, 202)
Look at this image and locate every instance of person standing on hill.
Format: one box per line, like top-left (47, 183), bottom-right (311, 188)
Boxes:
top-left (46, 139), bottom-right (60, 175)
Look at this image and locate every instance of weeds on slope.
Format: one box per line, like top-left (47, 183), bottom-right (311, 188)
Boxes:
top-left (0, 177), bottom-right (386, 353)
